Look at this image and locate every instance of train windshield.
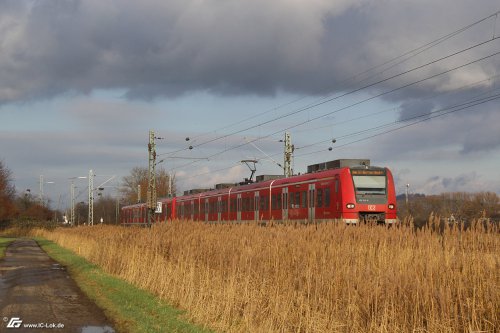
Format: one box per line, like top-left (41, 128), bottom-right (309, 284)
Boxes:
top-left (352, 175), bottom-right (386, 195)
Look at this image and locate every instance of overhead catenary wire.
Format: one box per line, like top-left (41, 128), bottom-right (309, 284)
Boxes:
top-left (246, 82), bottom-right (500, 160)
top-left (171, 37), bottom-right (500, 181)
top-left (295, 92), bottom-right (500, 157)
top-left (293, 72), bottom-right (500, 134)
top-left (177, 92), bottom-right (500, 182)
top-left (181, 37), bottom-right (499, 155)
top-left (171, 47), bottom-right (500, 175)
top-left (174, 10), bottom-right (500, 152)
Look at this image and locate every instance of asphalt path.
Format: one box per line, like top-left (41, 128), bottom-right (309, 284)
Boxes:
top-left (0, 239), bottom-right (114, 333)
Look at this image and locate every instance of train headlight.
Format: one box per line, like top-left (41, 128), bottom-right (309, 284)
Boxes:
top-left (388, 204), bottom-right (395, 210)
top-left (346, 203), bottom-right (355, 209)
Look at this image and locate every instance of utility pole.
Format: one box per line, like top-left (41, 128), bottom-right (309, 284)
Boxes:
top-left (116, 195), bottom-right (119, 224)
top-left (39, 175), bottom-right (44, 204)
top-left (137, 184), bottom-right (141, 203)
top-left (71, 182), bottom-right (75, 226)
top-left (88, 169), bottom-right (94, 226)
top-left (147, 130), bottom-right (157, 226)
top-left (405, 183), bottom-right (410, 216)
top-left (168, 172), bottom-right (172, 198)
top-left (283, 132), bottom-right (294, 177)
top-left (405, 184), bottom-right (410, 206)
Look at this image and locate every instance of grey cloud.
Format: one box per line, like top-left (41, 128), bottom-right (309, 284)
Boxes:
top-left (418, 173), bottom-right (481, 194)
top-left (1, 0), bottom-right (499, 104)
top-left (461, 104), bottom-right (500, 153)
top-left (398, 100), bottom-right (435, 121)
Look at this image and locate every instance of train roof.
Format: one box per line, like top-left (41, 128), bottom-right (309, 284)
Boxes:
top-left (174, 160), bottom-right (388, 201)
top-left (124, 159), bottom-right (389, 207)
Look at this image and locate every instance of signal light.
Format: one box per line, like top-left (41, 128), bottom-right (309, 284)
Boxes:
top-left (346, 203), bottom-right (355, 209)
top-left (388, 204), bottom-right (395, 209)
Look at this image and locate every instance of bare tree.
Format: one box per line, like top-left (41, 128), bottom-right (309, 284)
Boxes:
top-left (398, 191), bottom-right (500, 225)
top-left (94, 194), bottom-right (119, 224)
top-left (0, 160), bottom-right (16, 222)
top-left (120, 167), bottom-right (176, 205)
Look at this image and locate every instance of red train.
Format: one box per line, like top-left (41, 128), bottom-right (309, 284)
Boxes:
top-left (121, 159), bottom-right (397, 225)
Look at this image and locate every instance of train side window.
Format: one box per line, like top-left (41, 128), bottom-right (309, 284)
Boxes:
top-left (335, 179), bottom-right (339, 193)
top-left (301, 191), bottom-right (307, 208)
top-left (325, 188), bottom-right (331, 207)
top-left (317, 189), bottom-right (323, 208)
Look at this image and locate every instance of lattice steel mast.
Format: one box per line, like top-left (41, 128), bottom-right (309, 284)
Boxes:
top-left (283, 132), bottom-right (294, 177)
top-left (147, 130), bottom-right (157, 226)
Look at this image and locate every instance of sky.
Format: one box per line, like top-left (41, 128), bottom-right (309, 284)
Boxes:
top-left (1, 0), bottom-right (499, 210)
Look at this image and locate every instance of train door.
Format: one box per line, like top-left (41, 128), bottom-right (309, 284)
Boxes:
top-left (282, 187), bottom-right (288, 221)
top-left (254, 192), bottom-right (259, 221)
top-left (204, 199), bottom-right (209, 222)
top-left (190, 201), bottom-right (194, 221)
top-left (237, 193), bottom-right (242, 221)
top-left (334, 176), bottom-right (341, 218)
top-left (217, 196), bottom-right (222, 222)
top-left (308, 184), bottom-right (316, 222)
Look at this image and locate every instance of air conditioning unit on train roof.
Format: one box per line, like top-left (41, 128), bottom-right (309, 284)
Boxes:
top-left (215, 183), bottom-right (236, 190)
top-left (183, 188), bottom-right (212, 195)
top-left (255, 175), bottom-right (284, 182)
top-left (307, 159), bottom-right (370, 173)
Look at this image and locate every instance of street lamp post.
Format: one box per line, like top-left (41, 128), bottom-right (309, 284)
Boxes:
top-left (69, 176), bottom-right (87, 226)
top-left (39, 175), bottom-right (55, 206)
top-left (88, 170), bottom-right (94, 225)
top-left (88, 172), bottom-right (116, 226)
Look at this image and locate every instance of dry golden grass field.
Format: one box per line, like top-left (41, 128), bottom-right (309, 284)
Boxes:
top-left (30, 218), bottom-right (498, 333)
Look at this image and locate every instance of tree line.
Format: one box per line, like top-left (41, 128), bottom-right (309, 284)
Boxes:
top-left (397, 191), bottom-right (500, 225)
top-left (0, 160), bottom-right (175, 226)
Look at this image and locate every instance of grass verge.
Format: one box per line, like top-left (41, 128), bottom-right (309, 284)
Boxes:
top-left (0, 237), bottom-right (16, 259)
top-left (34, 237), bottom-right (212, 333)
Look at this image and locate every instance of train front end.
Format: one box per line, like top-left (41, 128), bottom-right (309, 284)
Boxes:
top-left (341, 166), bottom-right (397, 224)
